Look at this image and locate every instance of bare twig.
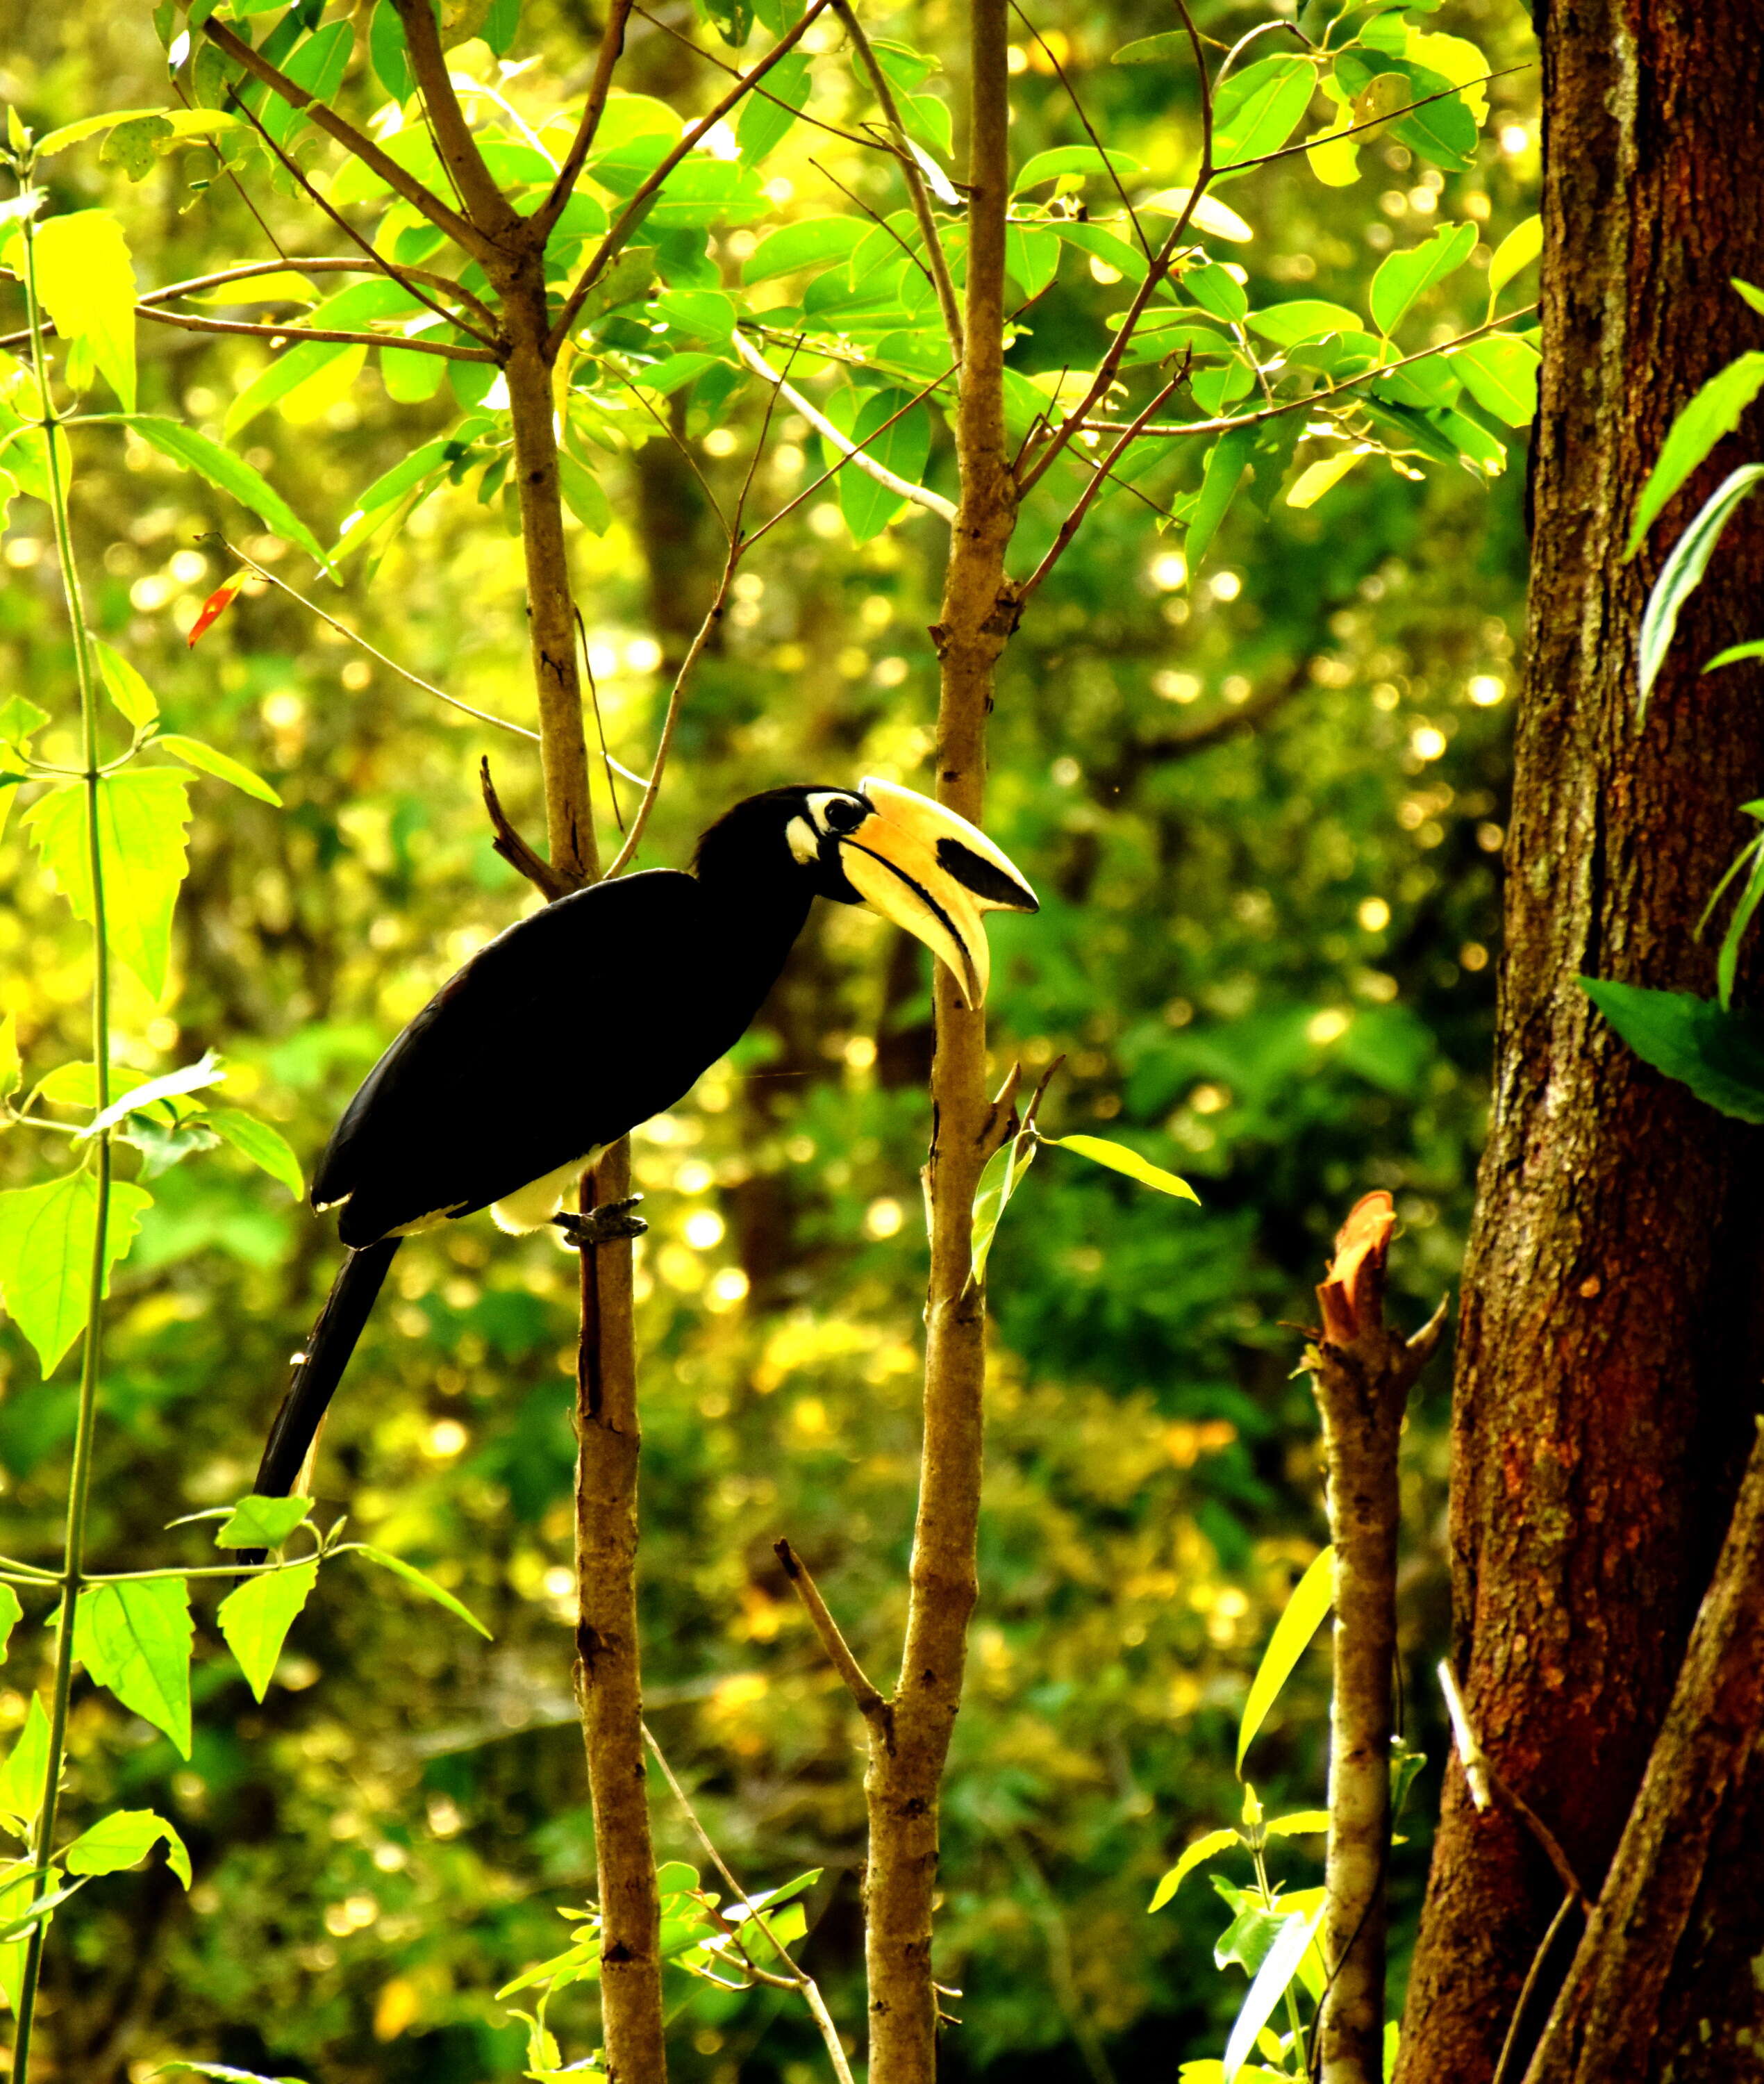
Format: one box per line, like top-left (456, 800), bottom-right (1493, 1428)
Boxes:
top-left (203, 18), bottom-right (490, 259)
top-left (635, 6), bottom-right (887, 159)
top-left (774, 1538), bottom-right (893, 1739)
top-left (1436, 1660), bottom-right (1590, 1908)
top-left (534, 0), bottom-right (638, 237)
top-left (547, 0), bottom-right (836, 354)
top-left (731, 329), bottom-right (958, 522)
top-left (135, 305), bottom-right (495, 358)
top-left (1015, 375), bottom-right (1181, 603)
top-left (808, 155), bottom-right (937, 287)
top-left (206, 537), bottom-right (539, 743)
top-left (481, 756), bottom-right (573, 900)
top-left (618, 376), bottom-right (731, 540)
top-left (831, 0), bottom-right (965, 360)
top-left (1490, 1894), bottom-right (1576, 2084)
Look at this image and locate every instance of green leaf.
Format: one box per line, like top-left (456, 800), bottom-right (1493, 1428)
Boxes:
top-left (0, 1696), bottom-right (50, 1830)
top-left (1368, 221), bottom-right (1476, 335)
top-left (28, 210), bottom-right (137, 410)
top-left (1148, 1828), bottom-right (1238, 1913)
top-left (124, 416), bottom-right (331, 571)
top-left (90, 638), bottom-right (159, 728)
top-left (1011, 145), bottom-right (1145, 192)
top-left (1186, 423), bottom-right (1256, 574)
top-left (261, 21), bottom-right (353, 147)
top-left (1246, 299), bottom-right (1362, 347)
top-left (0, 1872), bottom-right (82, 1948)
top-left (203, 1108), bottom-right (304, 1199)
top-left (0, 1013), bottom-right (19, 1101)
top-left (222, 338), bottom-right (357, 440)
top-left (557, 450), bottom-right (613, 534)
top-left (74, 1577), bottom-right (194, 1758)
top-left (1638, 466), bottom-right (1764, 710)
top-left (217, 1562), bottom-right (319, 1702)
top-left (356, 1545), bottom-right (492, 1638)
top-left (0, 695), bottom-right (50, 748)
top-left (369, 0), bottom-right (415, 100)
top-left (1113, 31), bottom-right (1189, 65)
top-left (0, 1173), bottom-right (152, 1375)
top-left (1705, 638), bottom-right (1764, 672)
top-left (1237, 1546), bottom-right (1334, 1773)
top-left (742, 215), bottom-right (868, 284)
top-left (1487, 213), bottom-right (1541, 297)
top-left (1212, 56), bottom-right (1317, 171)
top-left (215, 1495), bottom-right (313, 1550)
top-left (971, 1136), bottom-right (1036, 1284)
top-left (1223, 1912), bottom-right (1319, 2084)
top-left (1182, 260), bottom-right (1249, 325)
top-left (1287, 447), bottom-right (1370, 510)
top-left (1579, 979), bottom-right (1764, 1123)
top-left (1626, 356), bottom-right (1764, 556)
top-left (1733, 278), bottom-right (1764, 319)
top-left (154, 734), bottom-right (282, 806)
top-left (819, 386), bottom-right (932, 543)
top-left (147, 2065), bottom-right (306, 2083)
top-left (1264, 1810), bottom-right (1331, 1837)
top-left (0, 1587), bottom-right (18, 1665)
top-left (63, 1807), bottom-right (192, 1887)
top-left (1445, 333), bottom-right (1539, 425)
top-left (1049, 222), bottom-right (1149, 282)
top-left (78, 1052), bottom-right (225, 1139)
top-left (736, 51), bottom-right (810, 164)
top-left (1044, 1133), bottom-right (1200, 1203)
top-left (24, 770), bottom-right (192, 1000)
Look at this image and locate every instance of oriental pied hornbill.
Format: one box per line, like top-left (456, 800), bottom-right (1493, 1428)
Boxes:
top-left (251, 779), bottom-right (1038, 1520)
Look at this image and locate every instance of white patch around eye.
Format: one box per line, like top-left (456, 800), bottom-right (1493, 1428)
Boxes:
top-left (785, 814), bottom-right (819, 865)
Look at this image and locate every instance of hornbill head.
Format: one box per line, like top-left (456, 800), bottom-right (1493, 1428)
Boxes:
top-left (722, 777), bottom-right (1038, 1007)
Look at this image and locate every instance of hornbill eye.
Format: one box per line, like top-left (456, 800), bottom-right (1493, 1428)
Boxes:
top-left (823, 796), bottom-right (867, 835)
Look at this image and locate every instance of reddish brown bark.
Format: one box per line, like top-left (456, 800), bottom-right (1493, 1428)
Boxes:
top-left (1395, 3), bottom-right (1764, 2079)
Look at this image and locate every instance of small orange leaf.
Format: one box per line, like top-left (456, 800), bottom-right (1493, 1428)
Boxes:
top-left (186, 571), bottom-right (247, 648)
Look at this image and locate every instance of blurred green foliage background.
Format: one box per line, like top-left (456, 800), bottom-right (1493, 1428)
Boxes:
top-left (0, 0), bottom-right (1536, 2074)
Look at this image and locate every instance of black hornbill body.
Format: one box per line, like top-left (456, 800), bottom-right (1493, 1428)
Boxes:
top-left (251, 779), bottom-right (1038, 1519)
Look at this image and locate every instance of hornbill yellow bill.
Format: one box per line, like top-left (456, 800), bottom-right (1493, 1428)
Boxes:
top-left (249, 779), bottom-right (1037, 1528)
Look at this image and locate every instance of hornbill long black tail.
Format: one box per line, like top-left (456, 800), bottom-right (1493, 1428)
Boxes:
top-left (244, 779), bottom-right (1037, 1550)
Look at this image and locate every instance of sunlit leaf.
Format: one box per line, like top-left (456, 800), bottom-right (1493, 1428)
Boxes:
top-left (1626, 358), bottom-right (1764, 556)
top-left (1044, 1133), bottom-right (1200, 1203)
top-left (24, 770), bottom-right (192, 1000)
top-left (1012, 145), bottom-right (1145, 193)
top-left (1487, 214), bottom-right (1542, 298)
top-left (1148, 1828), bottom-right (1238, 1912)
top-left (124, 415), bottom-right (331, 570)
top-left (356, 1545), bottom-right (492, 1638)
top-left (0, 1171), bottom-right (152, 1374)
top-left (1139, 190), bottom-right (1254, 243)
top-left (1704, 638), bottom-right (1764, 672)
top-left (742, 215), bottom-right (868, 284)
top-left (156, 733), bottom-right (282, 804)
top-left (971, 1136), bottom-right (1036, 1284)
top-left (1211, 56), bottom-right (1317, 171)
top-left (63, 1807), bottom-right (192, 1887)
top-left (1264, 1810), bottom-right (1331, 1836)
top-left (1368, 221), bottom-right (1476, 335)
top-left (1637, 466), bottom-right (1764, 709)
top-left (1445, 333), bottom-right (1538, 425)
top-left (217, 1562), bottom-right (319, 1703)
top-left (1113, 31), bottom-right (1188, 66)
top-left (74, 1576), bottom-right (194, 1757)
top-left (0, 1014), bottom-right (18, 1102)
top-left (736, 51), bottom-right (810, 164)
top-left (0, 1589), bottom-right (16, 1670)
top-left (203, 1108), bottom-right (304, 1198)
top-left (0, 1696), bottom-right (51, 1831)
top-left (1186, 423), bottom-right (1256, 573)
top-left (819, 386), bottom-right (932, 542)
top-left (28, 210), bottom-right (137, 410)
top-left (1222, 1911), bottom-right (1319, 2083)
top-left (1237, 1547), bottom-right (1334, 1773)
top-left (77, 1052), bottom-right (224, 1139)
top-left (215, 1495), bottom-right (314, 1550)
top-left (90, 637), bottom-right (158, 727)
top-left (1287, 447), bottom-right (1371, 509)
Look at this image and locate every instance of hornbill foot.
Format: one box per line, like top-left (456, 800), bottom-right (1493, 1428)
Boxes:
top-left (554, 1196), bottom-right (647, 1249)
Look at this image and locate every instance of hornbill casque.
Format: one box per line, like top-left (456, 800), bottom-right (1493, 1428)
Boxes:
top-left (249, 779), bottom-right (1038, 1532)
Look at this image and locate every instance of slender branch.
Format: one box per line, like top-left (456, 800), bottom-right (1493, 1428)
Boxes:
top-left (619, 376), bottom-right (731, 540)
top-left (136, 305), bottom-right (496, 360)
top-left (641, 1721), bottom-right (858, 2084)
top-left (808, 156), bottom-right (937, 287)
top-left (202, 19), bottom-right (490, 260)
top-left (547, 0), bottom-right (836, 354)
top-left (11, 188), bottom-right (115, 2084)
top-left (390, 0), bottom-right (524, 242)
top-left (831, 0), bottom-right (965, 361)
top-left (481, 756), bottom-right (573, 900)
top-left (1436, 1659), bottom-right (1590, 1908)
top-left (1015, 376), bottom-right (1180, 603)
top-left (1489, 1894), bottom-right (1576, 2084)
top-left (635, 7), bottom-right (889, 158)
top-left (1008, 0), bottom-right (1152, 262)
top-left (774, 1538), bottom-right (892, 1739)
top-left (532, 0), bottom-right (637, 238)
top-left (208, 538), bottom-right (539, 743)
top-left (731, 329), bottom-right (957, 522)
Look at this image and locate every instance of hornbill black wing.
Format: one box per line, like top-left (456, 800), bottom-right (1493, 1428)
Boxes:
top-left (317, 870), bottom-right (722, 1248)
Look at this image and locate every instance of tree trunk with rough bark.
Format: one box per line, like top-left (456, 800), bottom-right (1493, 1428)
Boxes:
top-left (1395, 5), bottom-right (1764, 2081)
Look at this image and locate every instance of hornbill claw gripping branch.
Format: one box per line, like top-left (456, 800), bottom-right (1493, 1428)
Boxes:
top-left (247, 779), bottom-right (1037, 1539)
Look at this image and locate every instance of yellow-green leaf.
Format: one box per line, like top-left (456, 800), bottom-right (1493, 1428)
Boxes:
top-left (1264, 1810), bottom-right (1331, 1837)
top-left (215, 1495), bottom-right (313, 1550)
top-left (1237, 1547), bottom-right (1334, 1773)
top-left (0, 1013), bottom-right (18, 1101)
top-left (74, 1578), bottom-right (194, 1758)
top-left (971, 1136), bottom-right (1037, 1284)
top-left (1487, 214), bottom-right (1542, 299)
top-left (217, 1562), bottom-right (319, 1703)
top-left (155, 734), bottom-right (282, 807)
top-left (63, 1807), bottom-right (191, 1888)
top-left (0, 1696), bottom-right (50, 1833)
top-left (205, 1109), bottom-right (303, 1200)
top-left (77, 1052), bottom-right (225, 1139)
top-left (1447, 334), bottom-right (1540, 426)
top-left (0, 1587), bottom-right (18, 1664)
top-left (23, 771), bottom-right (192, 1000)
top-left (1149, 1828), bottom-right (1239, 1912)
top-left (0, 1172), bottom-right (152, 1374)
top-left (28, 210), bottom-right (137, 411)
top-left (1287, 447), bottom-right (1370, 509)
top-left (1044, 1133), bottom-right (1201, 1203)
top-left (356, 1545), bottom-right (492, 1638)
top-left (90, 638), bottom-right (158, 728)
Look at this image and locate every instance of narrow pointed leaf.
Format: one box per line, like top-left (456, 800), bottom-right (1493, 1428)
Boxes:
top-left (1149, 1828), bottom-right (1239, 1912)
top-left (90, 638), bottom-right (158, 727)
top-left (1637, 465), bottom-right (1764, 710)
top-left (355, 1546), bottom-right (491, 1637)
top-left (1626, 354), bottom-right (1764, 556)
top-left (1044, 1133), bottom-right (1200, 1203)
top-left (0, 1588), bottom-right (19, 1664)
top-left (1222, 1912), bottom-right (1320, 2083)
top-left (203, 1109), bottom-right (303, 1199)
top-left (77, 1052), bottom-right (224, 1139)
top-left (156, 734), bottom-right (282, 804)
top-left (1237, 1547), bottom-right (1335, 1772)
top-left (124, 415), bottom-right (331, 571)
